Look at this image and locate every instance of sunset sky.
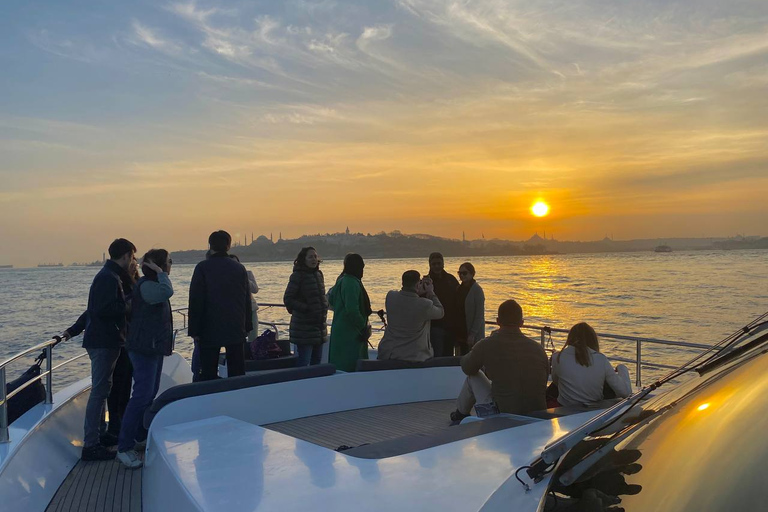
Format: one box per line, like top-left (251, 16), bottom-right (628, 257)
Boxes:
top-left (2, 0), bottom-right (768, 266)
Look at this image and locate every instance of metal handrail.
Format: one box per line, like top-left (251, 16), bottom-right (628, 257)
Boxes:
top-left (0, 338), bottom-right (59, 370)
top-left (507, 322), bottom-right (713, 387)
top-left (219, 303), bottom-right (709, 385)
top-left (1, 341), bottom-right (59, 443)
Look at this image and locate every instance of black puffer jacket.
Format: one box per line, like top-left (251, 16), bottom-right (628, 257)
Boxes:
top-left (283, 265), bottom-right (329, 346)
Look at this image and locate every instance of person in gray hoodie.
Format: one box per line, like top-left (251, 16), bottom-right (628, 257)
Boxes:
top-left (377, 270), bottom-right (444, 362)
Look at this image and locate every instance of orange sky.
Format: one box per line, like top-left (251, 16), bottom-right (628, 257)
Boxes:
top-left (1, 1), bottom-right (767, 266)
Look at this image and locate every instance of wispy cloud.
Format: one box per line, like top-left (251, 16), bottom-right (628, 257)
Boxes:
top-left (130, 21), bottom-right (184, 56)
top-left (26, 29), bottom-right (107, 63)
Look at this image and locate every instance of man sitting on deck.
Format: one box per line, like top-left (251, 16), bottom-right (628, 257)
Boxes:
top-left (377, 270), bottom-right (444, 362)
top-left (450, 300), bottom-right (548, 424)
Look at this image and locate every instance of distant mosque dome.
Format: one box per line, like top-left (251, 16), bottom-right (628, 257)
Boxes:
top-left (255, 235), bottom-right (272, 245)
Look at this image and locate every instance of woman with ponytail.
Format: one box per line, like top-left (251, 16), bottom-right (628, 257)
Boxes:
top-left (551, 322), bottom-right (632, 407)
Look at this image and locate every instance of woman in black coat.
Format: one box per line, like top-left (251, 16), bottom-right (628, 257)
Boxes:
top-left (283, 247), bottom-right (329, 366)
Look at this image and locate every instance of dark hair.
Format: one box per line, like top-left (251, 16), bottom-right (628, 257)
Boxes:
top-left (428, 252), bottom-right (444, 263)
top-left (343, 253), bottom-right (365, 279)
top-left (108, 238), bottom-right (136, 260)
top-left (402, 270), bottom-right (420, 288)
top-left (294, 247), bottom-right (319, 270)
top-left (459, 262), bottom-right (476, 277)
top-left (561, 322), bottom-right (600, 367)
top-left (498, 300), bottom-right (523, 327)
top-left (208, 230), bottom-right (232, 253)
top-left (141, 249), bottom-right (170, 280)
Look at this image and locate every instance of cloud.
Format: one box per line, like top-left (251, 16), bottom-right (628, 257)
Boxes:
top-left (131, 21), bottom-right (184, 55)
top-left (26, 29), bottom-right (107, 63)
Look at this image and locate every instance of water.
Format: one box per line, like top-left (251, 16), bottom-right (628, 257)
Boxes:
top-left (1, 251), bottom-right (766, 390)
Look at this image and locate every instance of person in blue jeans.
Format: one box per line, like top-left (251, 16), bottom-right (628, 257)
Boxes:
top-left (81, 238), bottom-right (136, 461)
top-left (283, 247), bottom-right (329, 366)
top-left (116, 249), bottom-right (174, 469)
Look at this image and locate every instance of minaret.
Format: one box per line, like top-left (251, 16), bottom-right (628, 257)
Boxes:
top-left (270, 232), bottom-right (273, 243)
top-left (346, 226), bottom-right (350, 236)
top-left (462, 231), bottom-right (466, 242)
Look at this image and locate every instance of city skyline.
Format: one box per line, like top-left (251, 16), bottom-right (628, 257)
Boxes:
top-left (2, 1), bottom-right (768, 266)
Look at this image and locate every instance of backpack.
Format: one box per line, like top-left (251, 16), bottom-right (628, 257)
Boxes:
top-left (6, 360), bottom-right (46, 424)
top-left (250, 329), bottom-right (282, 360)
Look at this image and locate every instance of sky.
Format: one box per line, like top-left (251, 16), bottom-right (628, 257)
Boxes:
top-left (1, 0), bottom-right (768, 266)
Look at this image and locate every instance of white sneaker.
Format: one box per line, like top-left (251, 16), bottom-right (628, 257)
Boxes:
top-left (116, 450), bottom-right (143, 469)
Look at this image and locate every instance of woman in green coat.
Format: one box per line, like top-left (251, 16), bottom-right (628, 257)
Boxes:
top-left (328, 254), bottom-right (372, 372)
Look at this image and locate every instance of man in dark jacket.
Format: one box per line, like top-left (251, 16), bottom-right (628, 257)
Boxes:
top-left (81, 238), bottom-right (136, 461)
top-left (188, 230), bottom-right (252, 381)
top-left (450, 300), bottom-right (548, 423)
top-left (427, 252), bottom-right (461, 357)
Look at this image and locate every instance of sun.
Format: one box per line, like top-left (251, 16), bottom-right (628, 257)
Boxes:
top-left (531, 201), bottom-right (550, 217)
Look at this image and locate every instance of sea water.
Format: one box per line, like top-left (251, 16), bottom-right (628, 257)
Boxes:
top-left (1, 250), bottom-right (766, 390)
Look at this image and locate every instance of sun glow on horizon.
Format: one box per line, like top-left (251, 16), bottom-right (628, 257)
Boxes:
top-left (531, 201), bottom-right (550, 217)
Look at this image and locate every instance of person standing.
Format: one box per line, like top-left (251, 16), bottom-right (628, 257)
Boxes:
top-left (246, 269), bottom-right (260, 343)
top-left (283, 247), bottom-right (329, 366)
top-left (188, 231), bottom-right (253, 380)
top-left (427, 252), bottom-right (461, 357)
top-left (456, 262), bottom-right (485, 356)
top-left (81, 238), bottom-right (136, 461)
top-left (116, 250), bottom-right (174, 469)
top-left (328, 254), bottom-right (372, 372)
top-left (60, 258), bottom-right (137, 447)
top-left (377, 271), bottom-right (444, 362)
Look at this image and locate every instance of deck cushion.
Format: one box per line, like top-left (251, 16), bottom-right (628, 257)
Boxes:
top-left (355, 356), bottom-right (461, 372)
top-left (144, 363), bottom-right (336, 428)
top-left (341, 416), bottom-right (535, 459)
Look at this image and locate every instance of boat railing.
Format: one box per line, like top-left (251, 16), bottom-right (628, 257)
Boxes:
top-left (253, 302), bottom-right (714, 387)
top-left (1, 302), bottom-right (714, 443)
top-left (0, 338), bottom-right (89, 444)
top-left (509, 323), bottom-right (714, 387)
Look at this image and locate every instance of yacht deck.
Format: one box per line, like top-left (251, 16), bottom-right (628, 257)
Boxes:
top-left (42, 400), bottom-right (457, 512)
top-left (45, 458), bottom-right (142, 512)
top-left (264, 399), bottom-right (457, 449)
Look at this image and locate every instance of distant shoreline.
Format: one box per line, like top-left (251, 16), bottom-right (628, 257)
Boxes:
top-left (7, 243), bottom-right (767, 269)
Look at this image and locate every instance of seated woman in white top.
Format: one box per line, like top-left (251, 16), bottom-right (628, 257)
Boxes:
top-left (551, 322), bottom-right (632, 407)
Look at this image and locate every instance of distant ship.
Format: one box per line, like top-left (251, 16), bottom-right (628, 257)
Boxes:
top-left (37, 263), bottom-right (64, 267)
top-left (0, 265), bottom-right (12, 269)
top-left (654, 244), bottom-right (673, 253)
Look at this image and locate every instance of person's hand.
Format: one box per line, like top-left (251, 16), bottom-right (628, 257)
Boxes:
top-left (62, 330), bottom-right (72, 341)
top-left (144, 260), bottom-right (163, 274)
top-left (467, 335), bottom-right (475, 347)
top-left (422, 277), bottom-right (435, 296)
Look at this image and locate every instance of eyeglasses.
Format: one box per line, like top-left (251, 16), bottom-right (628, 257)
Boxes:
top-left (168, 258), bottom-right (173, 265)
